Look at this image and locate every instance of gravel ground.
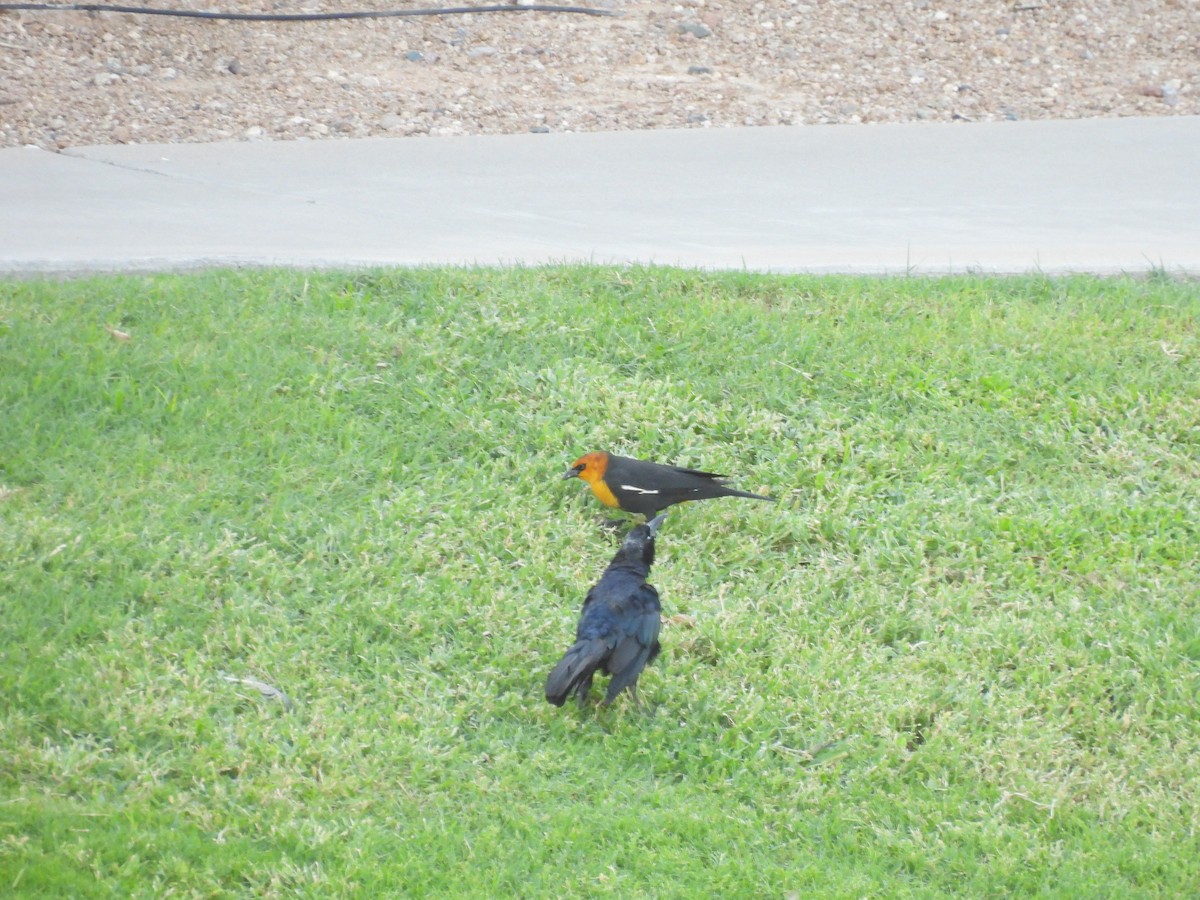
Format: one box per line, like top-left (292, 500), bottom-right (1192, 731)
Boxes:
top-left (1, 0), bottom-right (1196, 149)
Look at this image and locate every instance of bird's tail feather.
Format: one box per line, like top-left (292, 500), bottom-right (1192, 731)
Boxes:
top-left (545, 640), bottom-right (608, 707)
top-left (723, 486), bottom-right (776, 502)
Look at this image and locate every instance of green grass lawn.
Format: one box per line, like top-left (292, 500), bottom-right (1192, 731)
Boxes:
top-left (2, 267), bottom-right (1198, 896)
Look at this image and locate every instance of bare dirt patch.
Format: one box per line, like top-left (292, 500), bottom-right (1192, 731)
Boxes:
top-left (1, 0), bottom-right (1196, 149)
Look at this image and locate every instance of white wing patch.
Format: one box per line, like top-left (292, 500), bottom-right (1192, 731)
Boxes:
top-left (620, 485), bottom-right (660, 494)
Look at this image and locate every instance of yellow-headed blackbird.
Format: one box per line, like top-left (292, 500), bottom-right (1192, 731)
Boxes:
top-left (563, 451), bottom-right (775, 517)
top-left (546, 513), bottom-right (667, 709)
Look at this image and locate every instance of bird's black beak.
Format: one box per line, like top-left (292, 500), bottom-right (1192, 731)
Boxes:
top-left (562, 465), bottom-right (583, 480)
top-left (646, 513), bottom-right (668, 537)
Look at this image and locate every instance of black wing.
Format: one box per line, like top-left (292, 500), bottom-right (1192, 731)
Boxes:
top-left (600, 583), bottom-right (662, 702)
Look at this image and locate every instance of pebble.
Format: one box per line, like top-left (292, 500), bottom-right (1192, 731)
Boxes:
top-left (4, 1), bottom-right (1195, 150)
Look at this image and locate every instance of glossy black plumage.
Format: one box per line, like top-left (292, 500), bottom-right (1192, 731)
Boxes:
top-left (546, 513), bottom-right (667, 709)
top-left (566, 451), bottom-right (775, 518)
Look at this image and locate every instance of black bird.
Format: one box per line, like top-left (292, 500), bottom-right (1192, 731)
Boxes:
top-left (546, 513), bottom-right (668, 710)
top-left (564, 451), bottom-right (775, 518)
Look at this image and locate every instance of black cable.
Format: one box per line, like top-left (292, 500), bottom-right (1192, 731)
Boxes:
top-left (0, 2), bottom-right (616, 21)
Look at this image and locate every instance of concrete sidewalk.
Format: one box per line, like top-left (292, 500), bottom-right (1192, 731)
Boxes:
top-left (3, 115), bottom-right (1198, 276)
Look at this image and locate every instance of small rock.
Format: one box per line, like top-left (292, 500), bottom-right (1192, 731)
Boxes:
top-left (405, 51), bottom-right (424, 62)
top-left (1137, 84), bottom-right (1164, 98)
top-left (529, 125), bottom-right (550, 133)
top-left (687, 65), bottom-right (713, 75)
top-left (379, 113), bottom-right (404, 130)
top-left (467, 47), bottom-right (498, 59)
top-left (228, 59), bottom-right (246, 76)
top-left (676, 22), bottom-right (712, 38)
top-left (244, 125), bottom-right (265, 139)
top-left (93, 72), bottom-right (119, 87)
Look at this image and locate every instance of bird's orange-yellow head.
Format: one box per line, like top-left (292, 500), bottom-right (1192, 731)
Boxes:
top-left (564, 451), bottom-right (609, 484)
top-left (563, 451), bottom-right (618, 508)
